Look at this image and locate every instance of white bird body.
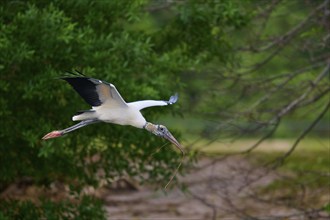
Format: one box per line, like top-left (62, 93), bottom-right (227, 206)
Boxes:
top-left (72, 104), bottom-right (146, 128)
top-left (72, 100), bottom-right (171, 128)
top-left (99, 105), bottom-right (146, 128)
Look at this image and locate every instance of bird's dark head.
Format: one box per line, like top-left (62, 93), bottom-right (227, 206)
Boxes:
top-left (144, 123), bottom-right (184, 154)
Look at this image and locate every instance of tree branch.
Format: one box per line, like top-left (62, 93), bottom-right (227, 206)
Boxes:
top-left (272, 100), bottom-right (330, 167)
top-left (274, 64), bottom-right (329, 120)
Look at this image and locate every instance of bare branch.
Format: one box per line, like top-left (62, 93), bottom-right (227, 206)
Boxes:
top-left (239, 0), bottom-right (329, 53)
top-left (190, 192), bottom-right (217, 220)
top-left (298, 87), bottom-right (330, 107)
top-left (274, 64), bottom-right (329, 119)
top-left (272, 100), bottom-right (330, 167)
top-left (251, 61), bottom-right (327, 84)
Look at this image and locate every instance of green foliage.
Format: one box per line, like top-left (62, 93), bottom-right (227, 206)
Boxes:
top-left (0, 196), bottom-right (105, 220)
top-left (153, 0), bottom-right (248, 62)
top-left (181, 0), bottom-right (329, 139)
top-left (324, 203), bottom-right (330, 214)
top-left (0, 0), bottom-right (247, 218)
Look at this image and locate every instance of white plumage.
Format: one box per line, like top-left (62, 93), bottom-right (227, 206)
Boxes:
top-left (42, 71), bottom-right (183, 156)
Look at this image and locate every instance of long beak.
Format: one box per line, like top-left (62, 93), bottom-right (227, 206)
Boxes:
top-left (164, 131), bottom-right (185, 155)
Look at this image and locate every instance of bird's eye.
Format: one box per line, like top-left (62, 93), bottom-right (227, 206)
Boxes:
top-left (159, 126), bottom-right (165, 132)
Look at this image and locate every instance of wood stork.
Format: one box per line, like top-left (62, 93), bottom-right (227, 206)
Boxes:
top-left (42, 71), bottom-right (184, 156)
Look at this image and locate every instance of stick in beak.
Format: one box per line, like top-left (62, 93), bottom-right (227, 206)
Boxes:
top-left (143, 123), bottom-right (186, 188)
top-left (162, 130), bottom-right (185, 189)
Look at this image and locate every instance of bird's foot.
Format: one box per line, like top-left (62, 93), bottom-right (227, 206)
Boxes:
top-left (42, 130), bottom-right (63, 140)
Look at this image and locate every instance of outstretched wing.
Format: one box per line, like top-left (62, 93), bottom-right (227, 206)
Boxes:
top-left (129, 93), bottom-right (178, 111)
top-left (61, 71), bottom-right (127, 107)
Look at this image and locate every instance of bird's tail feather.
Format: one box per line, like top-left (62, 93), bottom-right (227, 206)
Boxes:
top-left (72, 110), bottom-right (96, 121)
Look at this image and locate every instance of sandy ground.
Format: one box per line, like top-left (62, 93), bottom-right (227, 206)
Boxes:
top-left (101, 156), bottom-right (329, 220)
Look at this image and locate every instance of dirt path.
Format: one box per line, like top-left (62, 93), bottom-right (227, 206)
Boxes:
top-left (102, 156), bottom-right (311, 220)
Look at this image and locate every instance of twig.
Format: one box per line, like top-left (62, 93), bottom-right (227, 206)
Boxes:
top-left (239, 0), bottom-right (329, 53)
top-left (272, 100), bottom-right (330, 167)
top-left (274, 64), bottom-right (329, 120)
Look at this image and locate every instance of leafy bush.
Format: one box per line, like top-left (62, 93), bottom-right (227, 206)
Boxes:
top-left (0, 196), bottom-right (105, 220)
top-left (0, 0), bottom-right (247, 218)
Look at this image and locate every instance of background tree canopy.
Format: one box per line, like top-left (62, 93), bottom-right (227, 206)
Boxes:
top-left (1, 0), bottom-right (329, 219)
top-left (0, 0), bottom-right (247, 218)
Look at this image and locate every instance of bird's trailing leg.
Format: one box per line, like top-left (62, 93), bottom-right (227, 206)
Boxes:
top-left (42, 119), bottom-right (99, 140)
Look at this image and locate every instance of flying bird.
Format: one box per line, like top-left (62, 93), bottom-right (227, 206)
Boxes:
top-left (42, 71), bottom-right (184, 156)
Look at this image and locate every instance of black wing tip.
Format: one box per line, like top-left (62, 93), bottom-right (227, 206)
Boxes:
top-left (60, 72), bottom-right (104, 87)
top-left (168, 93), bottom-right (178, 105)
